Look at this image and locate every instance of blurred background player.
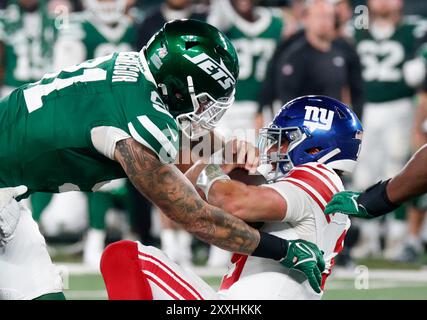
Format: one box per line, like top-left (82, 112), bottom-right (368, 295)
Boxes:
top-left (272, 1), bottom-right (350, 105)
top-left (351, 0), bottom-right (427, 260)
top-left (136, 0), bottom-right (208, 50)
top-left (209, 0), bottom-right (284, 136)
top-left (260, 0), bottom-right (364, 128)
top-left (333, 0), bottom-right (365, 120)
top-left (53, 0), bottom-right (136, 68)
top-left (0, 0), bottom-right (55, 96)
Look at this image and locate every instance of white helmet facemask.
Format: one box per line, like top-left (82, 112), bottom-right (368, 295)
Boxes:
top-left (176, 76), bottom-right (235, 140)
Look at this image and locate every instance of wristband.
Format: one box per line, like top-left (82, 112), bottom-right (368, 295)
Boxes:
top-left (196, 164), bottom-right (230, 201)
top-left (252, 231), bottom-right (289, 261)
top-left (358, 179), bottom-right (399, 217)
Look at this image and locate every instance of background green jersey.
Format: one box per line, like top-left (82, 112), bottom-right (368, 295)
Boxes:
top-left (0, 3), bottom-right (55, 89)
top-left (57, 12), bottom-right (136, 61)
top-left (224, 7), bottom-right (283, 102)
top-left (0, 51), bottom-right (179, 197)
top-left (355, 16), bottom-right (427, 103)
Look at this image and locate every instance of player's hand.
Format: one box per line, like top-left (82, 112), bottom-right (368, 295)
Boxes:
top-left (222, 138), bottom-right (259, 174)
top-left (324, 191), bottom-right (374, 219)
top-left (280, 239), bottom-right (325, 294)
top-left (0, 186), bottom-right (28, 247)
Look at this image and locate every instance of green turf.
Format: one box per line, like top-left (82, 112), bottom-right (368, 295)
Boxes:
top-left (62, 273), bottom-right (427, 300)
top-left (323, 286), bottom-right (427, 300)
top-left (355, 258), bottom-right (423, 270)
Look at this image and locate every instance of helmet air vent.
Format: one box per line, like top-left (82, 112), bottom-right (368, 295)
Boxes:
top-left (335, 107), bottom-right (347, 119)
top-left (214, 45), bottom-right (228, 57)
top-left (185, 41), bottom-right (200, 50)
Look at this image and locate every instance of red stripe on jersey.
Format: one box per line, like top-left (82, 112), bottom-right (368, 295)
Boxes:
top-left (220, 254), bottom-right (248, 290)
top-left (138, 252), bottom-right (204, 300)
top-left (283, 179), bottom-right (331, 223)
top-left (287, 170), bottom-right (334, 203)
top-left (321, 230), bottom-right (348, 290)
top-left (143, 272), bottom-right (181, 300)
top-left (316, 163), bottom-right (336, 176)
top-left (299, 164), bottom-right (339, 193)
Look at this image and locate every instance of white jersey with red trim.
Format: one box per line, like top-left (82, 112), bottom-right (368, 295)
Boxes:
top-left (219, 162), bottom-right (350, 298)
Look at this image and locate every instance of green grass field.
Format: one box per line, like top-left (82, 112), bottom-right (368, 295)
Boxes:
top-left (60, 261), bottom-right (427, 300)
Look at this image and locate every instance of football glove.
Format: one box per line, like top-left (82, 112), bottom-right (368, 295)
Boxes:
top-left (0, 185), bottom-right (28, 247)
top-left (324, 191), bottom-right (374, 219)
top-left (280, 239), bottom-right (326, 294)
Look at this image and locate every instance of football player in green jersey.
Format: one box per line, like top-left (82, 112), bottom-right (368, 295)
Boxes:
top-left (0, 0), bottom-right (55, 96)
top-left (53, 0), bottom-right (136, 71)
top-left (351, 0), bottom-right (427, 259)
top-left (50, 0), bottom-right (137, 269)
top-left (0, 19), bottom-right (325, 300)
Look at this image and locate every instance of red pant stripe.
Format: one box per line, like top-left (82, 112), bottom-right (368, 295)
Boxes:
top-left (143, 271), bottom-right (181, 300)
top-left (138, 253), bottom-right (204, 300)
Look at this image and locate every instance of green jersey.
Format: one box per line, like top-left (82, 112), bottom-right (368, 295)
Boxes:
top-left (0, 51), bottom-right (179, 197)
top-left (0, 4), bottom-right (55, 89)
top-left (54, 12), bottom-right (136, 68)
top-left (224, 7), bottom-right (283, 102)
top-left (355, 16), bottom-right (427, 103)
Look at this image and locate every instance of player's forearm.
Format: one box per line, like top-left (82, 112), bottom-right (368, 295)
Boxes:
top-left (192, 164), bottom-right (285, 222)
top-left (115, 138), bottom-right (260, 254)
top-left (186, 162), bottom-right (257, 219)
top-left (412, 92), bottom-right (427, 149)
top-left (387, 144), bottom-right (427, 204)
top-left (208, 180), bottom-right (256, 220)
top-left (357, 144), bottom-right (427, 218)
top-left (185, 162), bottom-right (255, 221)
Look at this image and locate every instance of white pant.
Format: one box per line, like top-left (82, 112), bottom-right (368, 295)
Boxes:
top-left (137, 243), bottom-right (320, 300)
top-left (0, 205), bottom-right (63, 300)
top-left (353, 98), bottom-right (414, 189)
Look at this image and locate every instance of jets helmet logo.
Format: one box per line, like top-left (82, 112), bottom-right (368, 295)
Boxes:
top-left (303, 106), bottom-right (334, 132)
top-left (183, 53), bottom-right (236, 90)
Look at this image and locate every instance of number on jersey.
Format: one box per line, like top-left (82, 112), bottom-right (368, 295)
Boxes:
top-left (358, 40), bottom-right (405, 82)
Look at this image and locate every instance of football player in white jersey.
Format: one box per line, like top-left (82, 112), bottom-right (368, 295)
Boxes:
top-left (100, 95), bottom-right (363, 299)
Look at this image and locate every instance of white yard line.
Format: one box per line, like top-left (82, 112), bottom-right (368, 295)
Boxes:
top-left (330, 267), bottom-right (427, 282)
top-left (61, 263), bottom-right (228, 277)
top-left (61, 263), bottom-right (427, 283)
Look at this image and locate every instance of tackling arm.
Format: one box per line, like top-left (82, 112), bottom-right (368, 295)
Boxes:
top-left (185, 162), bottom-right (286, 222)
top-left (208, 180), bottom-right (287, 222)
top-left (387, 144), bottom-right (427, 205)
top-left (115, 138), bottom-right (260, 254)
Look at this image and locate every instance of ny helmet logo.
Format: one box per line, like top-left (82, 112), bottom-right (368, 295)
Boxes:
top-left (303, 106), bottom-right (334, 132)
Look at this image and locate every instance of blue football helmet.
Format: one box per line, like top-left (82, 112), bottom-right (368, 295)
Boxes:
top-left (258, 95), bottom-right (363, 182)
